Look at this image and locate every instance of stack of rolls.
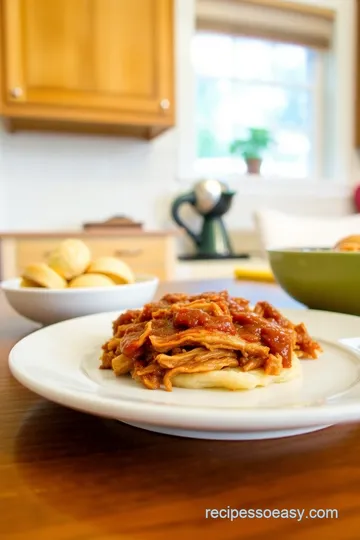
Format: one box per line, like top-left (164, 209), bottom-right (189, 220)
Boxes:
top-left (334, 235), bottom-right (360, 252)
top-left (20, 239), bottom-right (135, 289)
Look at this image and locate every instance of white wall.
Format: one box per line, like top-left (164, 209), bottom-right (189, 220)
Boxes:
top-left (0, 128), bottom-right (179, 230)
top-left (0, 0), bottom-right (356, 237)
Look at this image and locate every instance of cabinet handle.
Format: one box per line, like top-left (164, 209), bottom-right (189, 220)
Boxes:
top-left (160, 98), bottom-right (170, 111)
top-left (114, 248), bottom-right (143, 258)
top-left (10, 87), bottom-right (23, 99)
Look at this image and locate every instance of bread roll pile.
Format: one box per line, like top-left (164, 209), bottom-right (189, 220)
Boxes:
top-left (20, 239), bottom-right (135, 289)
top-left (334, 235), bottom-right (360, 252)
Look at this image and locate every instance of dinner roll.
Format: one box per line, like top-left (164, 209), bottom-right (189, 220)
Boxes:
top-left (48, 239), bottom-right (91, 279)
top-left (20, 277), bottom-right (41, 288)
top-left (334, 235), bottom-right (360, 252)
top-left (22, 263), bottom-right (67, 289)
top-left (68, 273), bottom-right (116, 288)
top-left (86, 257), bottom-right (135, 284)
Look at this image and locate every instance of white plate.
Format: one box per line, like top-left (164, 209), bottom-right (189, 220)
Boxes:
top-left (9, 309), bottom-right (360, 440)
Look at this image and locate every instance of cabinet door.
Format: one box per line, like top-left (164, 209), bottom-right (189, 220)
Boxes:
top-left (2, 0), bottom-right (173, 118)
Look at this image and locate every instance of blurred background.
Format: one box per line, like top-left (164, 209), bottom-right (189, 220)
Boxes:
top-left (0, 0), bottom-right (358, 281)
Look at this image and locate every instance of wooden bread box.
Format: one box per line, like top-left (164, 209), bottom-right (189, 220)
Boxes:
top-left (0, 230), bottom-right (177, 282)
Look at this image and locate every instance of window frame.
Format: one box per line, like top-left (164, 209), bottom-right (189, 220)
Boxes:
top-left (175, 0), bottom-right (356, 195)
top-left (193, 32), bottom-right (325, 181)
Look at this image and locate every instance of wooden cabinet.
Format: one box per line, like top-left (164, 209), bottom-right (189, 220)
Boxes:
top-left (0, 233), bottom-right (176, 281)
top-left (0, 0), bottom-right (174, 136)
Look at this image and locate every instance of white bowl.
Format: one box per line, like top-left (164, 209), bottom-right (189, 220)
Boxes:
top-left (1, 275), bottom-right (159, 326)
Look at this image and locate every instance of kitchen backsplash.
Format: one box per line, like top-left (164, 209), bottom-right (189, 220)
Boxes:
top-left (0, 125), bottom-right (354, 248)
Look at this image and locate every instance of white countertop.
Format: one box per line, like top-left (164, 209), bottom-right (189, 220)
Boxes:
top-left (175, 256), bottom-right (270, 280)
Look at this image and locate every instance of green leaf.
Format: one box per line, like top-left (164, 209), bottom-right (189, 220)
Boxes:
top-left (229, 127), bottom-right (274, 159)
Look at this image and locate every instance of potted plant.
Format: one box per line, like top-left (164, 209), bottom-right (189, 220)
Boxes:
top-left (229, 128), bottom-right (273, 175)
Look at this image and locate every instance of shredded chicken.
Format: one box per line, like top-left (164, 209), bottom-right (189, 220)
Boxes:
top-left (156, 348), bottom-right (238, 369)
top-left (294, 323), bottom-right (322, 358)
top-left (100, 291), bottom-right (322, 391)
top-left (149, 328), bottom-right (269, 356)
top-left (112, 354), bottom-right (133, 375)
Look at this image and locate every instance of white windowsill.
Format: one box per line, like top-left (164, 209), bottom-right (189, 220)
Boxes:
top-left (177, 173), bottom-right (353, 199)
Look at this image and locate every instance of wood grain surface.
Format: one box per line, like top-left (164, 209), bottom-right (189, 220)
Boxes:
top-left (1, 0), bottom-right (175, 131)
top-left (0, 279), bottom-right (359, 540)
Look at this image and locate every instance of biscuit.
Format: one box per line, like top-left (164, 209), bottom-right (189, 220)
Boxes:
top-left (86, 257), bottom-right (135, 284)
top-left (172, 354), bottom-right (301, 390)
top-left (20, 277), bottom-right (41, 288)
top-left (334, 235), bottom-right (360, 252)
top-left (22, 263), bottom-right (67, 289)
top-left (68, 273), bottom-right (116, 288)
top-left (48, 239), bottom-right (91, 279)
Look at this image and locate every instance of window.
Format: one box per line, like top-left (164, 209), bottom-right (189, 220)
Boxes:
top-left (193, 33), bottom-right (324, 179)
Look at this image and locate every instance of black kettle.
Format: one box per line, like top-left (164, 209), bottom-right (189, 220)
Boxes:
top-left (171, 179), bottom-right (236, 258)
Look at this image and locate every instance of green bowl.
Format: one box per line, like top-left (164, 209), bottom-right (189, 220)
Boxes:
top-left (268, 248), bottom-right (360, 316)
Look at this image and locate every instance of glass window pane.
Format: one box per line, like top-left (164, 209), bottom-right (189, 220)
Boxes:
top-left (234, 37), bottom-right (274, 81)
top-left (232, 83), bottom-right (282, 128)
top-left (273, 43), bottom-right (315, 85)
top-left (196, 77), bottom-right (233, 158)
top-left (274, 88), bottom-right (312, 130)
top-left (192, 33), bottom-right (234, 77)
top-left (232, 83), bottom-right (312, 131)
top-left (193, 32), bottom-right (318, 178)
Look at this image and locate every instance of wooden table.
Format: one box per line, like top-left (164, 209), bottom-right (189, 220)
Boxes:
top-left (1, 279), bottom-right (359, 540)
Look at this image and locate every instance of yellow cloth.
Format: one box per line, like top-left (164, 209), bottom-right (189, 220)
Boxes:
top-left (234, 266), bottom-right (275, 283)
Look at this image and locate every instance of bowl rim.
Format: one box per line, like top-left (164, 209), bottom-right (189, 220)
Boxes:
top-left (1, 274), bottom-right (159, 293)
